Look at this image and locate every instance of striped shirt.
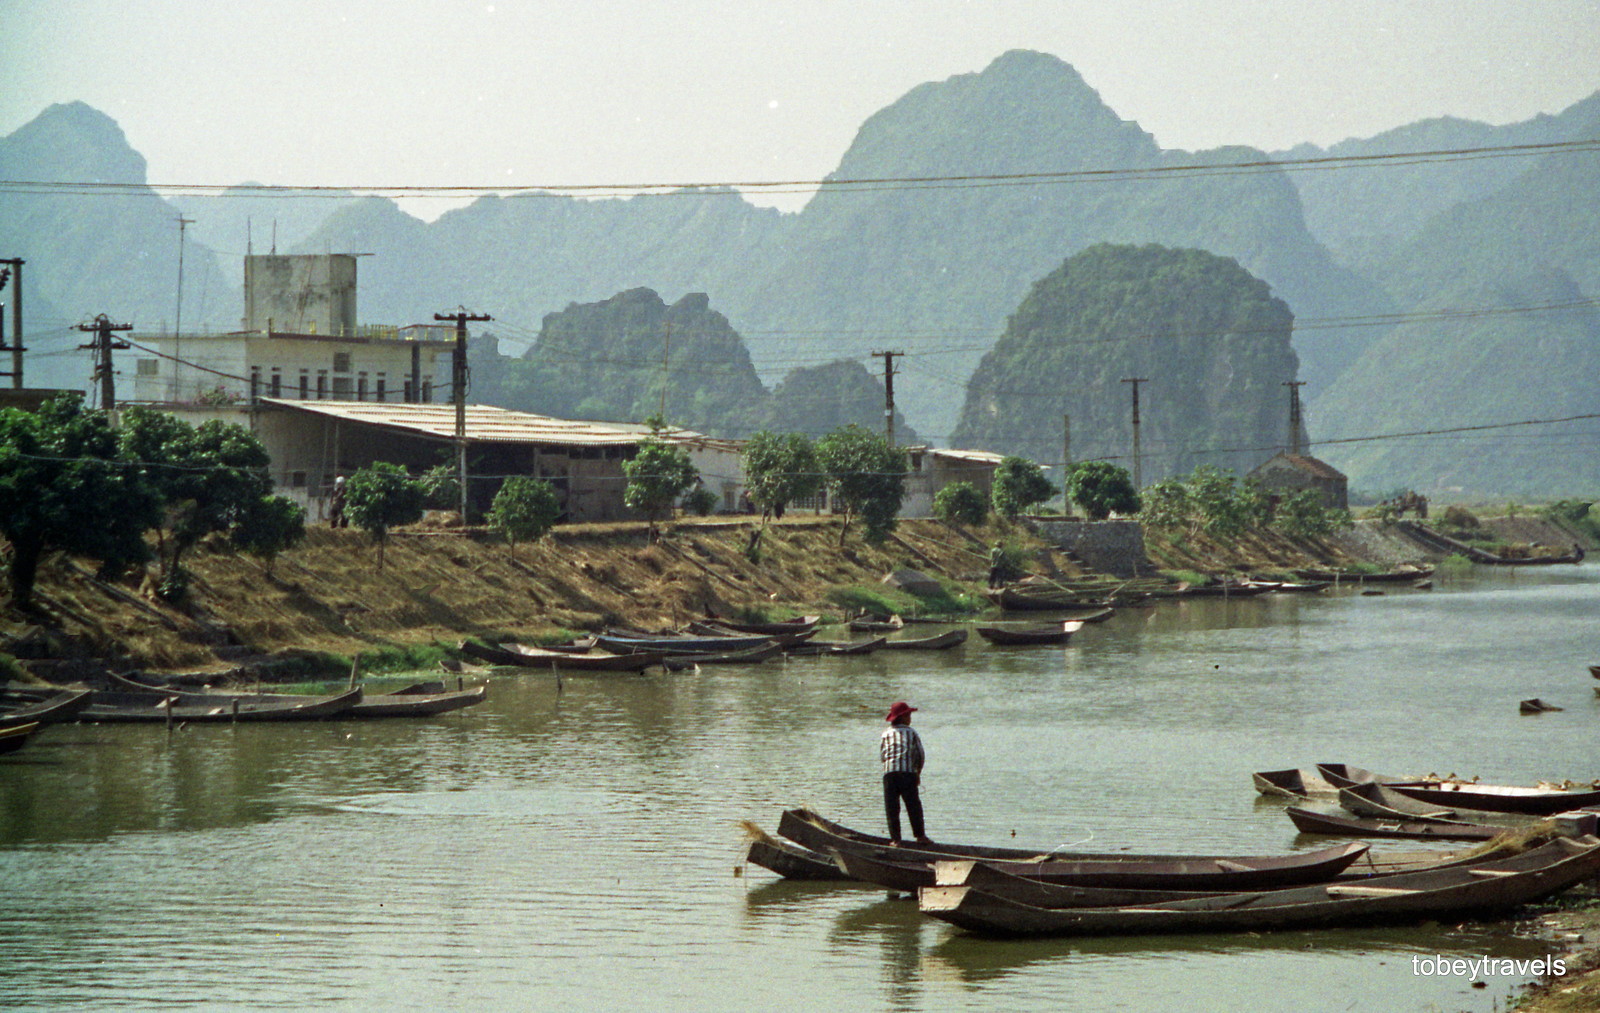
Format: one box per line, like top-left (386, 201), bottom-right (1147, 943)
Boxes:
top-left (880, 724), bottom-right (925, 774)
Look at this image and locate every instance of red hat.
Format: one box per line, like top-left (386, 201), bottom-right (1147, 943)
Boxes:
top-left (885, 701), bottom-right (918, 723)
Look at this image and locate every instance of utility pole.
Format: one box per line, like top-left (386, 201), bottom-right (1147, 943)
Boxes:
top-left (435, 308), bottom-right (492, 521)
top-left (0, 258), bottom-right (22, 388)
top-left (1120, 377), bottom-right (1149, 489)
top-left (658, 321), bottom-right (671, 418)
top-left (871, 349), bottom-right (903, 446)
top-left (1283, 380), bottom-right (1306, 456)
top-left (174, 215), bottom-right (194, 401)
top-left (77, 314), bottom-right (133, 410)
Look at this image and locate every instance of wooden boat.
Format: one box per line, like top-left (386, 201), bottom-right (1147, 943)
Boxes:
top-left (1315, 763), bottom-right (1426, 789)
top-left (699, 614), bottom-right (820, 636)
top-left (536, 638), bottom-right (598, 654)
top-left (1520, 698), bottom-right (1563, 714)
top-left (919, 835), bottom-right (1600, 936)
top-left (1339, 782), bottom-right (1459, 820)
top-left (0, 687), bottom-right (95, 729)
top-left (878, 629), bottom-right (968, 651)
top-left (783, 637), bottom-right (886, 657)
top-left (1268, 580), bottom-right (1331, 593)
top-left (1321, 762), bottom-right (1600, 816)
top-left (1286, 807), bottom-right (1507, 841)
top-left (458, 640), bottom-right (660, 672)
top-left (595, 632), bottom-right (777, 655)
top-left (79, 686), bottom-right (363, 723)
top-left (1252, 767), bottom-right (1337, 798)
top-left (0, 721), bottom-right (40, 755)
top-left (664, 643), bottom-right (783, 666)
top-left (994, 588), bottom-right (1115, 617)
top-left (109, 673), bottom-right (488, 718)
top-left (1181, 582), bottom-right (1272, 598)
top-left (778, 809), bottom-right (1369, 890)
top-left (848, 616), bottom-right (904, 633)
top-left (745, 837), bottom-right (853, 881)
top-left (1296, 564), bottom-right (1435, 583)
top-left (1589, 664), bottom-right (1600, 679)
top-left (975, 621), bottom-right (1084, 646)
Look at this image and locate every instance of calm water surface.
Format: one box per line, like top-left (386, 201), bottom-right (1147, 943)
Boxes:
top-left (1, 565), bottom-right (1594, 1011)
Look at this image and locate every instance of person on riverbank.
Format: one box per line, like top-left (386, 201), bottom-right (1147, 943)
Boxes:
top-left (881, 700), bottom-right (930, 846)
top-left (988, 542), bottom-right (1005, 588)
top-left (329, 475), bottom-right (348, 528)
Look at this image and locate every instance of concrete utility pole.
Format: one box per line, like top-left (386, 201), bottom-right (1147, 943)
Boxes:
top-left (871, 349), bottom-right (903, 446)
top-left (77, 314), bottom-right (133, 410)
top-left (0, 258), bottom-right (22, 388)
top-left (1120, 377), bottom-right (1149, 489)
top-left (1283, 380), bottom-right (1306, 456)
top-left (174, 215), bottom-right (193, 401)
top-left (435, 308), bottom-right (492, 521)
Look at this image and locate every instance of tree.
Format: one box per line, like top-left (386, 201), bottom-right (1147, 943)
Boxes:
top-left (418, 463), bottom-right (461, 512)
top-left (344, 462), bottom-right (425, 569)
top-left (0, 396), bottom-right (161, 606)
top-left (815, 424), bottom-right (907, 545)
top-left (1137, 477), bottom-right (1193, 531)
top-left (231, 495), bottom-right (307, 574)
top-left (489, 476), bottom-right (561, 559)
top-left (622, 414), bottom-right (699, 536)
top-left (1274, 489), bottom-right (1351, 539)
top-left (933, 481), bottom-right (988, 526)
top-left (991, 456), bottom-right (1057, 519)
top-left (741, 430), bottom-right (822, 524)
top-left (118, 407), bottom-right (276, 584)
top-left (1065, 461), bottom-right (1140, 521)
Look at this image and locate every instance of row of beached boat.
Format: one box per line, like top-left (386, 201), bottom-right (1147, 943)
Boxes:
top-left (0, 675), bottom-right (489, 753)
top-left (741, 806), bottom-right (1600, 937)
top-left (986, 566), bottom-right (1435, 614)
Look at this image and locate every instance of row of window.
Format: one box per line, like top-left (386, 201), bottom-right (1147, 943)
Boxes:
top-left (247, 367), bottom-right (433, 403)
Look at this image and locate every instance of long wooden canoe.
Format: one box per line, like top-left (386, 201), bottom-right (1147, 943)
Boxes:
top-left (1252, 767), bottom-right (1337, 798)
top-left (109, 673), bottom-right (487, 718)
top-left (694, 614), bottom-right (821, 636)
top-left (974, 621), bottom-right (1084, 646)
top-left (784, 637), bottom-right (886, 657)
top-left (1339, 782), bottom-right (1460, 820)
top-left (0, 721), bottom-right (40, 755)
top-left (1286, 807), bottom-right (1507, 841)
top-left (746, 837), bottom-right (853, 881)
top-left (878, 629), bottom-right (969, 651)
top-left (459, 640), bottom-right (660, 672)
top-left (0, 687), bottom-right (94, 729)
top-left (1321, 762), bottom-right (1600, 816)
top-left (79, 686), bottom-right (362, 722)
top-left (918, 835), bottom-right (1600, 936)
top-left (595, 632), bottom-right (777, 655)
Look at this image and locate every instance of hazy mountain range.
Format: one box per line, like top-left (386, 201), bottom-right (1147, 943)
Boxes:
top-left (2, 51), bottom-right (1597, 495)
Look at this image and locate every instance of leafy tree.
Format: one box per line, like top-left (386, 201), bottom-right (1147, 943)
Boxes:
top-left (418, 463), bottom-right (461, 512)
top-left (118, 407), bottom-right (275, 582)
top-left (1273, 489), bottom-right (1351, 539)
top-left (622, 414), bottom-right (699, 536)
top-left (933, 481), bottom-right (988, 526)
top-left (991, 456), bottom-right (1057, 519)
top-left (741, 430), bottom-right (822, 524)
top-left (0, 396), bottom-right (160, 607)
top-left (816, 424), bottom-right (907, 545)
top-left (489, 476), bottom-right (561, 559)
top-left (1064, 461), bottom-right (1140, 521)
top-left (344, 462), bottom-right (425, 569)
top-left (230, 495), bottom-right (307, 575)
top-left (1137, 477), bottom-right (1193, 531)
top-left (1186, 466), bottom-right (1270, 537)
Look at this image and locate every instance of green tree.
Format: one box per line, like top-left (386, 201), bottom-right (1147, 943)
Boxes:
top-left (741, 430), bottom-right (822, 524)
top-left (622, 414), bottom-right (699, 536)
top-left (344, 462), bottom-right (425, 569)
top-left (0, 396), bottom-right (160, 607)
top-left (991, 456), bottom-right (1057, 519)
top-left (816, 424), bottom-right (907, 545)
top-left (489, 476), bottom-right (561, 559)
top-left (1273, 490), bottom-right (1351, 539)
top-left (230, 495), bottom-right (307, 575)
top-left (418, 463), bottom-right (461, 512)
top-left (1137, 477), bottom-right (1193, 531)
top-left (933, 481), bottom-right (989, 526)
top-left (1064, 461), bottom-right (1141, 521)
top-left (118, 407), bottom-right (276, 583)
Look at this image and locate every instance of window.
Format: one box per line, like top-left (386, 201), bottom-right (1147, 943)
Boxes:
top-left (269, 369), bottom-right (282, 398)
top-left (421, 379), bottom-right (432, 403)
top-left (136, 358), bottom-right (159, 376)
top-left (298, 371), bottom-right (309, 399)
top-left (316, 371), bottom-right (328, 399)
top-left (290, 471), bottom-right (307, 489)
top-left (333, 352), bottom-right (352, 373)
top-left (357, 372), bottom-right (368, 401)
top-left (250, 367), bottom-right (262, 399)
top-left (375, 374), bottom-right (386, 402)
top-left (332, 376), bottom-right (353, 398)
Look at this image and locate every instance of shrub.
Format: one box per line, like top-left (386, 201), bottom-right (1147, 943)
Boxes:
top-left (934, 482), bottom-right (989, 526)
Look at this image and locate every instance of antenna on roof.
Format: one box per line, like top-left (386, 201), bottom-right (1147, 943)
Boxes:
top-left (247, 217), bottom-right (252, 256)
top-left (271, 220), bottom-right (277, 255)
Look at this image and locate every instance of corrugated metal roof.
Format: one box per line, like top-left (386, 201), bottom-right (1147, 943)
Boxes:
top-left (261, 398), bottom-right (647, 446)
top-left (923, 448), bottom-right (1007, 465)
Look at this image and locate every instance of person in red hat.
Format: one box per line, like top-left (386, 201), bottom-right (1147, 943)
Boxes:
top-left (880, 700), bottom-right (930, 845)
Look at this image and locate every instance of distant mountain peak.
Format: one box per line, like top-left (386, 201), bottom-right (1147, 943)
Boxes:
top-left (1, 100), bottom-right (146, 184)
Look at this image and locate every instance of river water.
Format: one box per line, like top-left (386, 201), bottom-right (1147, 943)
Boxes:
top-left (0, 565), bottom-right (1594, 1011)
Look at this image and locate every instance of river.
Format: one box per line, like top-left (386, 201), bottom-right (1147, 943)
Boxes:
top-left (0, 564), bottom-right (1593, 1011)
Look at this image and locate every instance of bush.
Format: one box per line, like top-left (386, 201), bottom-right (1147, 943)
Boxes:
top-left (684, 487), bottom-right (719, 517)
top-left (934, 482), bottom-right (989, 526)
top-left (1065, 461), bottom-right (1140, 520)
top-left (1439, 505), bottom-right (1480, 530)
top-left (992, 457), bottom-right (1056, 519)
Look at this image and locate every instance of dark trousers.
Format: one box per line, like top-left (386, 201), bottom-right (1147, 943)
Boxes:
top-left (882, 770), bottom-right (925, 842)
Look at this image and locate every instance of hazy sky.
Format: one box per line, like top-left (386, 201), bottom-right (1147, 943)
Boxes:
top-left (3, 1), bottom-right (1598, 215)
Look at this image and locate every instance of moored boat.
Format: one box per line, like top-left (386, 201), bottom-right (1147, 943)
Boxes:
top-left (79, 686), bottom-right (363, 722)
top-left (109, 672), bottom-right (488, 718)
top-left (595, 632), bottom-right (778, 655)
top-left (0, 721), bottom-right (40, 755)
top-left (878, 629), bottom-right (968, 651)
top-left (458, 640), bottom-right (660, 672)
top-left (697, 614), bottom-right (821, 636)
top-left (1321, 762), bottom-right (1600, 816)
top-left (1252, 767), bottom-right (1336, 798)
top-left (784, 637), bottom-right (886, 657)
top-left (0, 687), bottom-right (94, 729)
top-left (975, 621), bottom-right (1083, 646)
top-left (1339, 781), bottom-right (1460, 820)
top-left (1286, 807), bottom-right (1507, 841)
top-left (744, 836), bottom-right (853, 881)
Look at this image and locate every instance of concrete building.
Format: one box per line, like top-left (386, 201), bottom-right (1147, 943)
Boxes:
top-left (1248, 451), bottom-right (1349, 512)
top-left (900, 447), bottom-right (1007, 517)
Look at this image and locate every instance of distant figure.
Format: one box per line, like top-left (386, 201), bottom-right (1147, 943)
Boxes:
top-left (987, 542), bottom-right (1005, 588)
top-left (329, 475), bottom-right (348, 528)
top-left (880, 700), bottom-right (929, 846)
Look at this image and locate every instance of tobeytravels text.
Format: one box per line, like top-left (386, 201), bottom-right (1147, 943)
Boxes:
top-left (1412, 955), bottom-right (1565, 978)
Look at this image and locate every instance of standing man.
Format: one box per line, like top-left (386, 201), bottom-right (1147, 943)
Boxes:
top-left (988, 542), bottom-right (1005, 588)
top-left (880, 700), bottom-right (930, 846)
